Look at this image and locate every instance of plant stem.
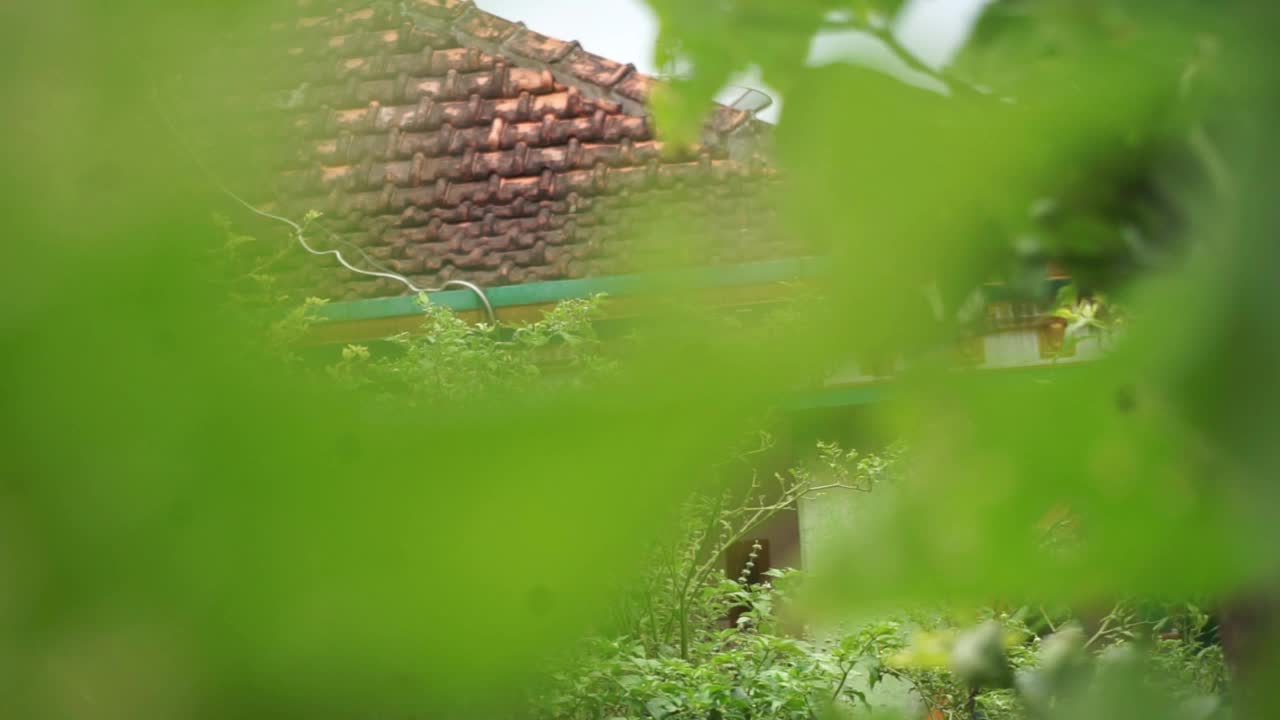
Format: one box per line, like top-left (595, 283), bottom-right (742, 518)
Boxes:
top-left (1087, 605), bottom-right (1120, 648)
top-left (1040, 606), bottom-right (1058, 633)
top-left (831, 661), bottom-right (855, 701)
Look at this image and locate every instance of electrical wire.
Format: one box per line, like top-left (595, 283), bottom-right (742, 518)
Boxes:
top-left (154, 93), bottom-right (498, 324)
top-left (219, 185), bottom-right (497, 324)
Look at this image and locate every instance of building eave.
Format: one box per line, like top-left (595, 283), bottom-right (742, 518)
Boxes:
top-left (309, 257), bottom-right (823, 344)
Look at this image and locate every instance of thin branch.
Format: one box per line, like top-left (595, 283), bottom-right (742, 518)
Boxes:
top-left (1040, 606), bottom-right (1059, 634)
top-left (831, 661), bottom-right (856, 701)
top-left (247, 243), bottom-right (293, 276)
top-left (664, 491), bottom-right (726, 656)
top-left (806, 482), bottom-right (874, 494)
top-left (1087, 605), bottom-right (1123, 649)
top-left (1189, 122), bottom-right (1238, 208)
top-left (819, 19), bottom-right (988, 100)
top-left (803, 694), bottom-right (821, 720)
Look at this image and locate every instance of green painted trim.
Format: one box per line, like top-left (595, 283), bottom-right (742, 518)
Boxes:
top-left (981, 278), bottom-right (1073, 303)
top-left (318, 258), bottom-right (825, 323)
top-left (786, 362), bottom-right (1094, 410)
top-left (316, 260), bottom-right (1073, 324)
top-left (785, 383), bottom-right (891, 410)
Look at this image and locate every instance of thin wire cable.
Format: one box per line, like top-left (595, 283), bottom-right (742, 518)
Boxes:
top-left (220, 183), bottom-right (496, 324)
top-left (153, 94), bottom-right (498, 324)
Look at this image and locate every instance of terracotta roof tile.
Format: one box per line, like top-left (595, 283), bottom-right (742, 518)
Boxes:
top-left (709, 106), bottom-right (752, 134)
top-left (612, 71), bottom-right (653, 104)
top-left (503, 28), bottom-right (580, 64)
top-left (263, 1), bottom-right (787, 301)
top-left (405, 0), bottom-right (474, 19)
top-left (559, 47), bottom-right (634, 90)
top-left (452, 7), bottom-right (521, 44)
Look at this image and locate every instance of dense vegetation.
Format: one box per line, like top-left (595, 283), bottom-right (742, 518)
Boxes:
top-left (4, 0), bottom-right (1279, 718)
top-left (259, 284), bottom-right (1230, 719)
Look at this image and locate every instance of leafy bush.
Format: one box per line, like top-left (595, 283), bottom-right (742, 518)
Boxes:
top-left (225, 220), bottom-right (1232, 720)
top-left (325, 293), bottom-right (613, 404)
top-left (530, 441), bottom-right (1229, 720)
top-left (534, 569), bottom-right (898, 720)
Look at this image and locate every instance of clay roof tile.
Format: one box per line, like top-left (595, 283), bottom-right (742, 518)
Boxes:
top-left (557, 47), bottom-right (634, 90)
top-left (453, 7), bottom-right (522, 44)
top-left (265, 0), bottom-right (784, 297)
top-left (503, 28), bottom-right (580, 64)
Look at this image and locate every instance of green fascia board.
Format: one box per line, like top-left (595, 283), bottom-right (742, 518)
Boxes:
top-left (786, 361), bottom-right (1095, 410)
top-left (315, 259), bottom-right (1071, 324)
top-left (785, 383), bottom-right (891, 410)
top-left (317, 258), bottom-right (826, 323)
top-left (983, 277), bottom-right (1073, 303)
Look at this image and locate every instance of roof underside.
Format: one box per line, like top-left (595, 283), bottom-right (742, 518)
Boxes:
top-left (259, 0), bottom-right (796, 301)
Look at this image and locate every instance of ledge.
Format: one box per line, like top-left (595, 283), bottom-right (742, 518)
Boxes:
top-left (319, 258), bottom-right (823, 323)
top-left (786, 361), bottom-right (1096, 411)
top-left (310, 257), bottom-right (1071, 346)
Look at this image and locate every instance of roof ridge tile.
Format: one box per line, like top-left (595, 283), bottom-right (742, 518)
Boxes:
top-left (557, 47), bottom-right (635, 91)
top-left (454, 6), bottom-right (524, 45)
top-left (406, 0), bottom-right (474, 19)
top-left (503, 27), bottom-right (580, 65)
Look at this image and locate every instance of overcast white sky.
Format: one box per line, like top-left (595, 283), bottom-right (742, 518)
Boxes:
top-left (476, 0), bottom-right (990, 123)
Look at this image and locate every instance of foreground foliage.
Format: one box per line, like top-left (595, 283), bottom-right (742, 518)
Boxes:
top-left (5, 0), bottom-right (1280, 717)
top-left (539, 586), bottom-right (1228, 720)
top-left (532, 442), bottom-right (1229, 720)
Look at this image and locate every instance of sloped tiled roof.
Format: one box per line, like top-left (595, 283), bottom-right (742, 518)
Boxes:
top-left (264, 0), bottom-right (788, 300)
